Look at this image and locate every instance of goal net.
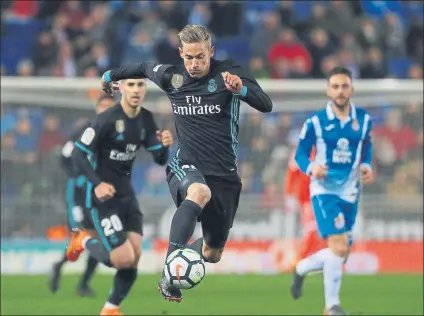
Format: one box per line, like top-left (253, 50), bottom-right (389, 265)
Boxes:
top-left (1, 77), bottom-right (422, 275)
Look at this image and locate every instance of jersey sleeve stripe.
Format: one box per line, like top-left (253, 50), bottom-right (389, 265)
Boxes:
top-left (146, 144), bottom-right (163, 151)
top-left (311, 115), bottom-right (326, 165)
top-left (74, 141), bottom-right (94, 156)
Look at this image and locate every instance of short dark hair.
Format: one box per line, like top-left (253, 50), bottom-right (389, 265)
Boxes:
top-left (96, 94), bottom-right (115, 106)
top-left (327, 67), bottom-right (352, 81)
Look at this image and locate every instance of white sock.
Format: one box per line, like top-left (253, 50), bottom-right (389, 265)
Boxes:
top-left (104, 302), bottom-right (119, 309)
top-left (82, 236), bottom-right (91, 249)
top-left (323, 250), bottom-right (344, 309)
top-left (296, 248), bottom-right (331, 276)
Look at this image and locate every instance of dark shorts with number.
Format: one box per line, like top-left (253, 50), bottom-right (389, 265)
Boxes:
top-left (66, 178), bottom-right (93, 231)
top-left (89, 193), bottom-right (143, 252)
top-left (166, 158), bottom-right (242, 249)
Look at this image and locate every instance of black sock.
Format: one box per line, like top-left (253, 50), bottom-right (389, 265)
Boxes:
top-left (188, 237), bottom-right (204, 256)
top-left (166, 200), bottom-right (202, 258)
top-left (56, 251), bottom-right (68, 267)
top-left (85, 239), bottom-right (113, 268)
top-left (108, 268), bottom-right (138, 306)
top-left (79, 256), bottom-right (98, 288)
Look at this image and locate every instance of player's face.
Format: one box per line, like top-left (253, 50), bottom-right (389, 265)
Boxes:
top-left (179, 41), bottom-right (214, 78)
top-left (120, 79), bottom-right (147, 108)
top-left (96, 98), bottom-right (115, 114)
top-left (326, 74), bottom-right (354, 109)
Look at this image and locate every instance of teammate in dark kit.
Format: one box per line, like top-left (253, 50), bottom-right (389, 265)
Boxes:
top-left (49, 95), bottom-right (115, 296)
top-left (101, 25), bottom-right (273, 303)
top-left (66, 78), bottom-right (174, 315)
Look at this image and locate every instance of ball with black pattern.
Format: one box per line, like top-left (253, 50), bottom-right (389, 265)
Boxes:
top-left (164, 248), bottom-right (206, 290)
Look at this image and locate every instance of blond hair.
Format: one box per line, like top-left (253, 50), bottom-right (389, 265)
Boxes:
top-left (178, 25), bottom-right (212, 48)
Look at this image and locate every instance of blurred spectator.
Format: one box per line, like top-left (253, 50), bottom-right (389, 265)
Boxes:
top-left (360, 47), bottom-right (387, 79)
top-left (268, 28), bottom-right (312, 78)
top-left (250, 136), bottom-right (272, 174)
top-left (208, 1), bottom-right (242, 38)
top-left (338, 49), bottom-right (360, 79)
top-left (53, 40), bottom-right (76, 77)
top-left (130, 9), bottom-right (167, 45)
top-left (320, 55), bottom-right (339, 78)
top-left (157, 0), bottom-right (188, 31)
top-left (38, 115), bottom-right (64, 157)
top-left (188, 3), bottom-right (211, 26)
top-left (50, 13), bottom-right (70, 44)
top-left (1, 103), bottom-right (17, 136)
top-left (339, 33), bottom-right (363, 64)
top-left (249, 56), bottom-right (269, 79)
top-left (357, 17), bottom-right (384, 50)
top-left (408, 64), bottom-right (423, 79)
top-left (31, 30), bottom-right (59, 76)
top-left (77, 42), bottom-right (110, 76)
top-left (260, 182), bottom-right (284, 210)
top-left (382, 13), bottom-right (406, 58)
top-left (85, 3), bottom-right (109, 43)
top-left (406, 16), bottom-right (423, 62)
top-left (13, 116), bottom-right (38, 164)
top-left (307, 28), bottom-right (337, 78)
top-left (306, 4), bottom-right (334, 37)
top-left (374, 108), bottom-right (417, 161)
top-left (140, 165), bottom-right (169, 197)
top-left (239, 113), bottom-right (264, 147)
top-left (326, 0), bottom-right (356, 37)
top-left (123, 28), bottom-right (156, 64)
top-left (155, 29), bottom-right (182, 65)
top-left (239, 161), bottom-right (262, 194)
top-left (16, 59), bottom-right (34, 77)
top-left (1, 132), bottom-right (18, 162)
top-left (250, 11), bottom-right (282, 59)
top-left (277, 1), bottom-right (296, 29)
top-left (57, 1), bottom-right (86, 36)
top-left (3, 0), bottom-right (38, 20)
top-left (403, 102), bottom-right (423, 131)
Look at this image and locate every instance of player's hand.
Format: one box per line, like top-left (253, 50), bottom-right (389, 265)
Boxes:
top-left (311, 164), bottom-right (328, 179)
top-left (156, 130), bottom-right (173, 147)
top-left (221, 72), bottom-right (243, 94)
top-left (360, 164), bottom-right (374, 184)
top-left (101, 74), bottom-right (119, 96)
top-left (94, 182), bottom-right (116, 201)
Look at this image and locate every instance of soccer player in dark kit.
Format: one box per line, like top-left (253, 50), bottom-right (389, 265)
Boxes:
top-left (49, 95), bottom-right (115, 296)
top-left (101, 25), bottom-right (273, 303)
top-left (66, 78), bottom-right (174, 315)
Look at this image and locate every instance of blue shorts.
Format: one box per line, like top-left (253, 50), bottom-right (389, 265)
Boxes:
top-left (311, 194), bottom-right (358, 244)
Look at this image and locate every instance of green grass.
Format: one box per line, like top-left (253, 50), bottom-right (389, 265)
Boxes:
top-left (1, 274), bottom-right (423, 315)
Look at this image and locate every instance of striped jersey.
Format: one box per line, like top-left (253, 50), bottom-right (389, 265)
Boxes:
top-left (295, 102), bottom-right (373, 203)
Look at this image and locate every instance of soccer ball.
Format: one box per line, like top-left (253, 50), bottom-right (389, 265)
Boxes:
top-left (164, 248), bottom-right (206, 290)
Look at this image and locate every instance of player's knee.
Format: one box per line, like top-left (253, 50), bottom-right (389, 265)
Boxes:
top-left (186, 183), bottom-right (211, 208)
top-left (110, 244), bottom-right (136, 269)
top-left (327, 234), bottom-right (349, 257)
top-left (133, 247), bottom-right (142, 266)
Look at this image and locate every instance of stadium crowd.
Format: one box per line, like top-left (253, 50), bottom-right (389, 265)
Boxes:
top-left (1, 1), bottom-right (423, 236)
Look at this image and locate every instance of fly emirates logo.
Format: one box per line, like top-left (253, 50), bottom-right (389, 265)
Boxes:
top-left (172, 96), bottom-right (221, 116)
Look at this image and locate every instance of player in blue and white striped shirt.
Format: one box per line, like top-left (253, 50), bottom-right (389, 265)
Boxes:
top-left (290, 67), bottom-right (374, 316)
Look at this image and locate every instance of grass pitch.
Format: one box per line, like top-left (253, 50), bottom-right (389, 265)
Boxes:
top-left (1, 274), bottom-right (422, 315)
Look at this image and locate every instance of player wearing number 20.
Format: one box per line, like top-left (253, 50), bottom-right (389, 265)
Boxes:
top-left (290, 67), bottom-right (374, 316)
top-left (67, 79), bottom-right (174, 316)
